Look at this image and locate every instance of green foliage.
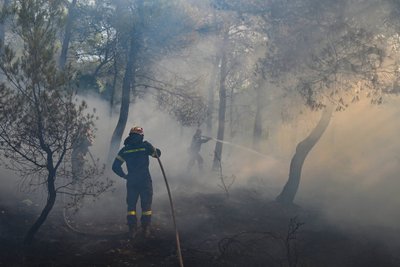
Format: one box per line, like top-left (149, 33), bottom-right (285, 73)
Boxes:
top-left (70, 0), bottom-right (196, 95)
top-left (155, 85), bottom-right (208, 127)
top-left (245, 0), bottom-right (396, 111)
top-left (0, 0), bottom-right (103, 188)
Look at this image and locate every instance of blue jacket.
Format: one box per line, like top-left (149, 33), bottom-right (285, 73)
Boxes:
top-left (190, 133), bottom-right (210, 153)
top-left (112, 133), bottom-right (161, 182)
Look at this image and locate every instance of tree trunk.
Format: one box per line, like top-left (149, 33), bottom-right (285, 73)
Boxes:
top-left (109, 51), bottom-right (119, 116)
top-left (206, 10), bottom-right (219, 134)
top-left (59, 0), bottom-right (77, 69)
top-left (212, 32), bottom-right (228, 171)
top-left (24, 171), bottom-right (57, 245)
top-left (108, 35), bottom-right (138, 161)
top-left (276, 104), bottom-right (334, 204)
top-left (206, 55), bottom-right (219, 134)
top-left (0, 0), bottom-right (10, 53)
top-left (253, 104), bottom-right (262, 148)
top-left (253, 82), bottom-right (264, 149)
top-left (108, 0), bottom-right (144, 162)
top-left (229, 83), bottom-right (235, 138)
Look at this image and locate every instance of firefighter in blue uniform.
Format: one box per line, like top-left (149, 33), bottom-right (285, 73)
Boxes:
top-left (71, 128), bottom-right (93, 182)
top-left (112, 126), bottom-right (161, 239)
top-left (187, 129), bottom-right (211, 172)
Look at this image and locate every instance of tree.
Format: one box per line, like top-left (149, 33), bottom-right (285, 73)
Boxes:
top-left (271, 1), bottom-right (394, 204)
top-left (208, 0), bottom-right (267, 170)
top-left (276, 104), bottom-right (334, 204)
top-left (212, 29), bottom-right (228, 170)
top-left (59, 0), bottom-right (77, 68)
top-left (0, 0), bottom-right (110, 244)
top-left (59, 1), bottom-right (197, 161)
top-left (106, 0), bottom-right (196, 160)
top-left (252, 75), bottom-right (265, 149)
top-left (107, 0), bottom-right (144, 161)
top-left (148, 76), bottom-right (208, 127)
top-left (71, 0), bottom-right (123, 110)
top-left (0, 0), bottom-right (10, 53)
top-left (220, 0), bottom-right (398, 204)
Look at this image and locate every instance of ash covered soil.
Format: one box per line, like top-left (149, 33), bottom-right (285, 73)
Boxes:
top-left (1, 188), bottom-right (400, 267)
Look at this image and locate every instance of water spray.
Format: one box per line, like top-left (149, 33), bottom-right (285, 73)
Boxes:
top-left (204, 136), bottom-right (269, 158)
top-left (153, 148), bottom-right (184, 267)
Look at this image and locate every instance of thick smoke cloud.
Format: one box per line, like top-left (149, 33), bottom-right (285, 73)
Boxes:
top-left (3, 93), bottom-right (400, 236)
top-left (293, 99), bottom-right (400, 232)
top-left (79, 90), bottom-right (400, 235)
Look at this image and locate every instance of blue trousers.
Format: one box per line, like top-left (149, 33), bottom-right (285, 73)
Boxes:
top-left (126, 180), bottom-right (153, 227)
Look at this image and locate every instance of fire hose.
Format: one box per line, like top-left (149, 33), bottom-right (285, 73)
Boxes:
top-left (63, 148), bottom-right (184, 267)
top-left (153, 148), bottom-right (184, 267)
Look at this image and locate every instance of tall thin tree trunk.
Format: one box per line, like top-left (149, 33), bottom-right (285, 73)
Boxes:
top-left (0, 0), bottom-right (10, 82)
top-left (0, 0), bottom-right (10, 53)
top-left (59, 0), bottom-right (77, 69)
top-left (24, 171), bottom-right (57, 244)
top-left (253, 105), bottom-right (262, 148)
top-left (108, 0), bottom-right (144, 162)
top-left (0, 20), bottom-right (3, 52)
top-left (206, 55), bottom-right (219, 134)
top-left (212, 32), bottom-right (228, 171)
top-left (229, 84), bottom-right (235, 138)
top-left (253, 81), bottom-right (264, 149)
top-left (109, 51), bottom-right (119, 116)
top-left (206, 10), bottom-right (219, 134)
top-left (276, 104), bottom-right (334, 204)
top-left (108, 34), bottom-right (138, 161)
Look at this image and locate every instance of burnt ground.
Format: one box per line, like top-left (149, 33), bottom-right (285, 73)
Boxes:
top-left (1, 188), bottom-right (400, 267)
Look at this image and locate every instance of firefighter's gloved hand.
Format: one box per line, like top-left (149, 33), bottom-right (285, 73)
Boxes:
top-left (155, 148), bottom-right (161, 157)
top-left (123, 174), bottom-right (128, 180)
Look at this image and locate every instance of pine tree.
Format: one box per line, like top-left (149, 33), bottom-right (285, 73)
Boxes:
top-left (0, 0), bottom-right (110, 244)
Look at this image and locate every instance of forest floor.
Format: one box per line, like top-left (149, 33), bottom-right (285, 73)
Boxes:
top-left (1, 187), bottom-right (400, 267)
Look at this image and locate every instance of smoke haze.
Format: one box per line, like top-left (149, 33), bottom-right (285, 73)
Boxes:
top-left (49, 93), bottom-right (398, 241)
top-left (2, 94), bottom-right (400, 229)
top-left (299, 98), bottom-right (400, 231)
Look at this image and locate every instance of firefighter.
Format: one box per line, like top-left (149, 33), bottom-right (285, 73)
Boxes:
top-left (71, 128), bottom-right (93, 182)
top-left (187, 129), bottom-right (211, 172)
top-left (112, 126), bottom-right (161, 239)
